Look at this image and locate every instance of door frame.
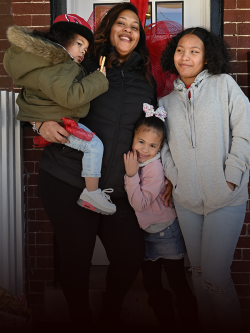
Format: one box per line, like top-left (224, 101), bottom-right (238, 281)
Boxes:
top-left (51, 0), bottom-right (223, 36)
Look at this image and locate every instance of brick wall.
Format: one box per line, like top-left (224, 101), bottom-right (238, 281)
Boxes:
top-left (0, 0), bottom-right (250, 324)
top-left (224, 0), bottom-right (250, 317)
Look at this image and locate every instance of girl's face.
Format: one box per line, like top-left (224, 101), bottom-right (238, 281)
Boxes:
top-left (132, 126), bottom-right (162, 163)
top-left (174, 33), bottom-right (206, 86)
top-left (110, 10), bottom-right (140, 63)
top-left (66, 34), bottom-right (89, 64)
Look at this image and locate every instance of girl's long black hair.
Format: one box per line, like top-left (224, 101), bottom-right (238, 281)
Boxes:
top-left (161, 27), bottom-right (231, 75)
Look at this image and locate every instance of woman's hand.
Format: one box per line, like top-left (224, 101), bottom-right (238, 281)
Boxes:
top-left (161, 179), bottom-right (173, 207)
top-left (124, 151), bottom-right (139, 177)
top-left (227, 181), bottom-right (235, 191)
top-left (34, 121), bottom-right (70, 144)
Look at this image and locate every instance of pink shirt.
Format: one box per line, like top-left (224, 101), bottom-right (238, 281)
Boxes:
top-left (125, 159), bottom-right (177, 230)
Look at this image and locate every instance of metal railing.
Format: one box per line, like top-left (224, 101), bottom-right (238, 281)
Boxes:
top-left (0, 90), bottom-right (24, 295)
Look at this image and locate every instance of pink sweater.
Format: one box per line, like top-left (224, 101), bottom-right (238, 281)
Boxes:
top-left (125, 158), bottom-right (177, 230)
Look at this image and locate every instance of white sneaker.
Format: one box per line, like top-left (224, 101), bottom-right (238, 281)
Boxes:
top-left (77, 188), bottom-right (116, 215)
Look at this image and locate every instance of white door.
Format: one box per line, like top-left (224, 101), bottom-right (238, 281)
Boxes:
top-left (66, 0), bottom-right (210, 264)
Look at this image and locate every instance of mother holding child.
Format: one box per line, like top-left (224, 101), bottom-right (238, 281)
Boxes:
top-left (4, 1), bottom-right (250, 333)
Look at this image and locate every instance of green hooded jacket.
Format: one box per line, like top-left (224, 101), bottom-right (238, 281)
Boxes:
top-left (3, 26), bottom-right (109, 122)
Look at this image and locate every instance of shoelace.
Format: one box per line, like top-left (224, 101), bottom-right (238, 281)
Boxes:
top-left (101, 189), bottom-right (114, 203)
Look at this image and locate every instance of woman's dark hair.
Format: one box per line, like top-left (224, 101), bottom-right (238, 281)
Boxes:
top-left (91, 2), bottom-right (152, 83)
top-left (32, 25), bottom-right (77, 48)
top-left (161, 27), bottom-right (231, 75)
top-left (134, 115), bottom-right (167, 145)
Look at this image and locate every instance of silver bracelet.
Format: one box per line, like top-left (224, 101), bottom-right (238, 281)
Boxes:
top-left (32, 121), bottom-right (43, 135)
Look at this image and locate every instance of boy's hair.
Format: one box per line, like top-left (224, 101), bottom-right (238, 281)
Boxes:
top-left (161, 27), bottom-right (231, 75)
top-left (134, 115), bottom-right (167, 144)
top-left (91, 2), bottom-right (151, 83)
top-left (32, 26), bottom-right (78, 48)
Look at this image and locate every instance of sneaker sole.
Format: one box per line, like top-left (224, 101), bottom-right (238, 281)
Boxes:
top-left (77, 198), bottom-right (116, 215)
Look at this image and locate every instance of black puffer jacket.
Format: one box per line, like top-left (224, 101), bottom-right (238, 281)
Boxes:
top-left (39, 51), bottom-right (157, 198)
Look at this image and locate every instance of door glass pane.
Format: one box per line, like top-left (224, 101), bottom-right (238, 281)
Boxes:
top-left (156, 2), bottom-right (183, 25)
top-left (145, 3), bottom-right (152, 27)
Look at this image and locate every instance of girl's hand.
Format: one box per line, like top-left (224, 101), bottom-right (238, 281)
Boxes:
top-left (33, 121), bottom-right (70, 144)
top-left (124, 151), bottom-right (139, 177)
top-left (161, 179), bottom-right (173, 207)
top-left (227, 181), bottom-right (235, 191)
top-left (97, 66), bottom-right (106, 77)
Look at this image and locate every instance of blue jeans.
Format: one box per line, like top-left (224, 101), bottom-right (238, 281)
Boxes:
top-left (65, 123), bottom-right (103, 178)
top-left (174, 200), bottom-right (246, 331)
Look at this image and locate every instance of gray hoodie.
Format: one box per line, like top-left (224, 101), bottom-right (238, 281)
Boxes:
top-left (159, 70), bottom-right (250, 215)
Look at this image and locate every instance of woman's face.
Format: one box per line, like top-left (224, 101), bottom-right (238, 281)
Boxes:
top-left (110, 10), bottom-right (140, 63)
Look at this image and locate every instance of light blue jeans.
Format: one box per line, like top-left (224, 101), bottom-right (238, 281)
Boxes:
top-left (65, 123), bottom-right (103, 178)
top-left (174, 200), bottom-right (246, 332)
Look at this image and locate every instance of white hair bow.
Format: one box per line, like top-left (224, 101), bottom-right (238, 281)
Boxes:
top-left (143, 103), bottom-right (167, 122)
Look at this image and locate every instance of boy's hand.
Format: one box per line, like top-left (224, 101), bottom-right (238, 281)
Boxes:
top-left (124, 151), bottom-right (139, 177)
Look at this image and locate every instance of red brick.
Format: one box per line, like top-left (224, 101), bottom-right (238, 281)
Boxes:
top-left (36, 233), bottom-right (54, 245)
top-left (25, 209), bottom-right (36, 221)
top-left (237, 237), bottom-right (250, 248)
top-left (13, 15), bottom-right (32, 26)
top-left (232, 272), bottom-right (250, 284)
top-left (234, 249), bottom-right (242, 260)
top-left (26, 173), bottom-right (39, 185)
top-left (29, 268), bottom-right (54, 280)
top-left (0, 76), bottom-right (13, 88)
top-left (37, 257), bottom-right (54, 269)
top-left (23, 149), bottom-right (43, 162)
top-left (23, 137), bottom-right (35, 150)
top-left (0, 39), bottom-right (10, 51)
top-left (224, 36), bottom-right (238, 48)
top-left (224, 10), bottom-right (250, 22)
top-left (12, 3), bottom-right (50, 15)
top-left (224, 23), bottom-right (236, 35)
top-left (240, 224), bottom-right (247, 235)
top-left (36, 209), bottom-right (50, 221)
top-left (28, 222), bottom-right (53, 233)
top-left (26, 233), bottom-right (36, 245)
top-left (30, 281), bottom-right (45, 293)
top-left (243, 250), bottom-right (250, 260)
top-left (237, 0), bottom-right (250, 9)
top-left (238, 23), bottom-right (250, 35)
top-left (24, 162), bottom-right (35, 174)
top-left (25, 256), bottom-right (36, 269)
top-left (31, 15), bottom-right (50, 27)
top-left (28, 245), bottom-right (54, 256)
top-left (0, 3), bottom-right (11, 14)
top-left (230, 61), bottom-right (248, 74)
top-left (231, 260), bottom-right (250, 272)
top-left (224, 0), bottom-right (236, 9)
top-left (28, 197), bottom-right (43, 209)
top-left (238, 36), bottom-right (250, 48)
top-left (235, 285), bottom-right (250, 297)
top-left (35, 162), bottom-right (40, 173)
top-left (229, 49), bottom-right (236, 61)
top-left (0, 65), bottom-right (8, 76)
top-left (23, 128), bottom-right (34, 138)
top-left (237, 49), bottom-right (249, 61)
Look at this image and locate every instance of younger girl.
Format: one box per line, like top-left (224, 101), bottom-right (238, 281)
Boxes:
top-left (4, 14), bottom-right (116, 215)
top-left (159, 27), bottom-right (250, 333)
top-left (124, 104), bottom-right (198, 330)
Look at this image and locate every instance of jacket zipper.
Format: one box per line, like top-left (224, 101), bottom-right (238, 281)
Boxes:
top-left (102, 69), bottom-right (125, 188)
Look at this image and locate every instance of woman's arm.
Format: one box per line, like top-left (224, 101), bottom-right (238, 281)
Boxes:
top-left (32, 121), bottom-right (70, 144)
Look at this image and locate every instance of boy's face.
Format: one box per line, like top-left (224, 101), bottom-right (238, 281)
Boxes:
top-left (66, 34), bottom-right (89, 64)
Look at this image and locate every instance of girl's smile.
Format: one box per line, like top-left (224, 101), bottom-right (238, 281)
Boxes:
top-left (174, 33), bottom-right (206, 86)
top-left (132, 127), bottom-right (162, 163)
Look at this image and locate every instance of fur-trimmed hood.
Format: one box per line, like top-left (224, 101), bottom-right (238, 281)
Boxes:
top-left (6, 25), bottom-right (71, 64)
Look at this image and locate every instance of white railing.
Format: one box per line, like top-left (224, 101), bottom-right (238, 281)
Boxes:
top-left (0, 90), bottom-right (24, 295)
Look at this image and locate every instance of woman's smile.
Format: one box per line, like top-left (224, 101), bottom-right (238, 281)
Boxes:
top-left (110, 9), bottom-right (140, 63)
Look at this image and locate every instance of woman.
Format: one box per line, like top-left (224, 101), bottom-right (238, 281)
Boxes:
top-left (25, 3), bottom-right (156, 330)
